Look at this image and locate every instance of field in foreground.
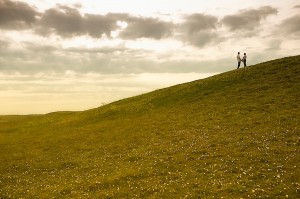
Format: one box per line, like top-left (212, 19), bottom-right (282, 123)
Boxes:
top-left (0, 56), bottom-right (299, 198)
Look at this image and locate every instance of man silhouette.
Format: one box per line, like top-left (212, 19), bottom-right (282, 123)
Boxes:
top-left (237, 52), bottom-right (241, 69)
top-left (242, 53), bottom-right (247, 67)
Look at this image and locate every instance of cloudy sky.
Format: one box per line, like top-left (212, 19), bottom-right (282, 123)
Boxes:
top-left (0, 0), bottom-right (299, 114)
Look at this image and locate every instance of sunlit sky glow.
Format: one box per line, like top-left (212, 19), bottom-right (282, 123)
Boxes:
top-left (0, 0), bottom-right (299, 114)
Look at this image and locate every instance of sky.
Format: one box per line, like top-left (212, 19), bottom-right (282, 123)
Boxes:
top-left (0, 0), bottom-right (299, 115)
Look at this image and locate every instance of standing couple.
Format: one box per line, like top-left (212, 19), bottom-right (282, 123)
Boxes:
top-left (237, 52), bottom-right (247, 69)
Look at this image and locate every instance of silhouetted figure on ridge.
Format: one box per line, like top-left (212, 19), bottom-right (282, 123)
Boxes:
top-left (242, 53), bottom-right (247, 67)
top-left (237, 52), bottom-right (241, 69)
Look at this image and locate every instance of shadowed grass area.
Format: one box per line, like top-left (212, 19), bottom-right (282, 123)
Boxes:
top-left (0, 55), bottom-right (299, 198)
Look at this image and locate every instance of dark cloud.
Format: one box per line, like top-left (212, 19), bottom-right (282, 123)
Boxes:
top-left (0, 0), bottom-right (39, 29)
top-left (222, 6), bottom-right (278, 31)
top-left (179, 13), bottom-right (220, 47)
top-left (119, 17), bottom-right (174, 40)
top-left (36, 6), bottom-right (121, 38)
top-left (83, 14), bottom-right (118, 38)
top-left (278, 15), bottom-right (300, 36)
top-left (294, 5), bottom-right (300, 9)
top-left (36, 5), bottom-right (84, 37)
top-left (107, 13), bottom-right (174, 39)
top-left (182, 13), bottom-right (218, 33)
top-left (35, 6), bottom-right (172, 39)
top-left (106, 13), bottom-right (133, 21)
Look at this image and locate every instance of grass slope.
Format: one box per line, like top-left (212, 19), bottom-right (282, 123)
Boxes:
top-left (0, 56), bottom-right (299, 198)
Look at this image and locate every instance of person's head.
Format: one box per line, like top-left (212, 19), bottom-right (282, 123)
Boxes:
top-left (238, 52), bottom-right (240, 54)
top-left (244, 53), bottom-right (246, 55)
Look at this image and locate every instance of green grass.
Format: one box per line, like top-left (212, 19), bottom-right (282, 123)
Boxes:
top-left (0, 55), bottom-right (299, 198)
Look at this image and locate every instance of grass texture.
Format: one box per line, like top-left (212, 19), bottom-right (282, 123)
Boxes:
top-left (0, 55), bottom-right (299, 198)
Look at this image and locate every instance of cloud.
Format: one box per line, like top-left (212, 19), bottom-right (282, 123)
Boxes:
top-left (183, 31), bottom-right (221, 47)
top-left (0, 39), bottom-right (230, 75)
top-left (83, 14), bottom-right (118, 38)
top-left (108, 13), bottom-right (174, 40)
top-left (35, 6), bottom-right (173, 40)
top-left (0, 39), bottom-right (9, 48)
top-left (294, 5), bottom-right (300, 9)
top-left (36, 6), bottom-right (121, 38)
top-left (178, 13), bottom-right (221, 47)
top-left (222, 6), bottom-right (278, 31)
top-left (0, 0), bottom-right (39, 29)
top-left (0, 3), bottom-right (295, 75)
top-left (0, 40), bottom-right (144, 74)
top-left (119, 17), bottom-right (174, 40)
top-left (182, 13), bottom-right (218, 33)
top-left (65, 46), bottom-right (129, 54)
top-left (36, 5), bottom-right (84, 37)
top-left (278, 15), bottom-right (300, 36)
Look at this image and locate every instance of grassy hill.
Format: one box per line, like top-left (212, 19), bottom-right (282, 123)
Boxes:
top-left (0, 55), bottom-right (299, 198)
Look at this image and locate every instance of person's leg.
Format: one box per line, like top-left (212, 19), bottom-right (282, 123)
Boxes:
top-left (237, 62), bottom-right (240, 69)
top-left (244, 61), bottom-right (246, 67)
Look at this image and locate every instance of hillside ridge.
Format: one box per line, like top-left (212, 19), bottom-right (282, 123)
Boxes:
top-left (0, 55), bottom-right (299, 198)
